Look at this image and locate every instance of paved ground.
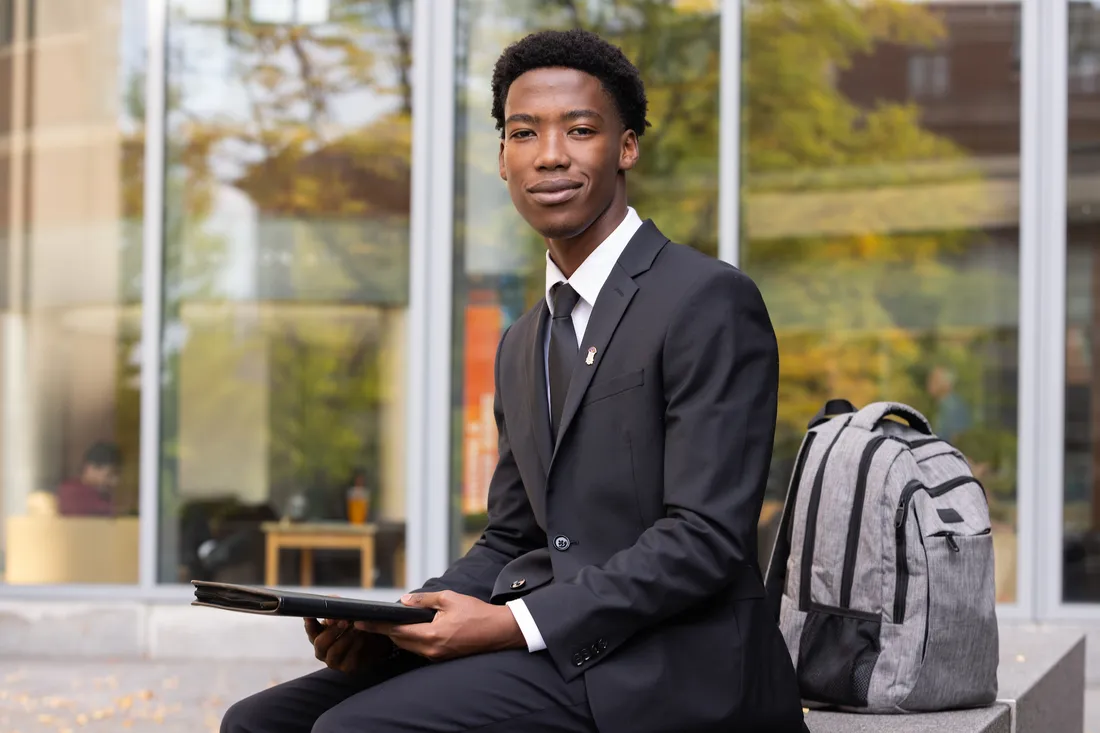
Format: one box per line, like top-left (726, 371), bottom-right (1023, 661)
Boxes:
top-left (3, 658), bottom-right (1099, 732)
top-left (0, 659), bottom-right (316, 733)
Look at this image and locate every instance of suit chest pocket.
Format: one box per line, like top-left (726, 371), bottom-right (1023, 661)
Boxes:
top-left (582, 369), bottom-right (644, 406)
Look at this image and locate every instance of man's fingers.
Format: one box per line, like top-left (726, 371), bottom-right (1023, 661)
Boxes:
top-left (323, 626), bottom-right (356, 668)
top-left (389, 633), bottom-right (431, 659)
top-left (313, 622), bottom-right (349, 662)
top-left (353, 620), bottom-right (397, 634)
top-left (336, 634), bottom-right (365, 674)
top-left (400, 591), bottom-right (450, 609)
top-left (304, 618), bottom-right (324, 643)
top-left (386, 623), bottom-right (436, 652)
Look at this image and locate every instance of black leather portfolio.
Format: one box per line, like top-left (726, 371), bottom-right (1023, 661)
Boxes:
top-left (191, 581), bottom-right (436, 623)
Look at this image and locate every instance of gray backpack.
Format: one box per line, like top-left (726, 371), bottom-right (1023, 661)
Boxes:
top-left (764, 399), bottom-right (998, 713)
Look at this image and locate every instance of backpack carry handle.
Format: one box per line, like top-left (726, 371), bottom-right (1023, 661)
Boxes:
top-left (807, 398), bottom-right (857, 429)
top-left (850, 401), bottom-right (932, 435)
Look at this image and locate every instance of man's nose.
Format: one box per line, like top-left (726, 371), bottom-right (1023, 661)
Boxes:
top-left (534, 132), bottom-right (570, 170)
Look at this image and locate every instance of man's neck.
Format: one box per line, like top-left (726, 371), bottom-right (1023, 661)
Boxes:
top-left (546, 199), bottom-right (628, 279)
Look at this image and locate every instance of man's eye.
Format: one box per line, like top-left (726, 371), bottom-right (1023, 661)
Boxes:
top-left (571, 127), bottom-right (595, 136)
top-left (510, 130), bottom-right (534, 139)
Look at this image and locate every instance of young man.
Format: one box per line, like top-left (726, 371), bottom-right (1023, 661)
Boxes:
top-left (56, 441), bottom-right (122, 516)
top-left (222, 29), bottom-right (804, 733)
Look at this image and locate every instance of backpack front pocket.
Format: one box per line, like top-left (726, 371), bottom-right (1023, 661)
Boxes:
top-left (899, 525), bottom-right (998, 711)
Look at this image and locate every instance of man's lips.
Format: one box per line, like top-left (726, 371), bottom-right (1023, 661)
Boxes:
top-left (527, 179), bottom-right (582, 205)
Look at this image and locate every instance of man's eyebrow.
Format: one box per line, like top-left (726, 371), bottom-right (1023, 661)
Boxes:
top-left (504, 109), bottom-right (604, 125)
top-left (506, 112), bottom-right (538, 125)
top-left (562, 108), bottom-right (602, 121)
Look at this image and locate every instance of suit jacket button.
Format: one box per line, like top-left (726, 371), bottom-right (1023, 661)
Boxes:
top-left (553, 535), bottom-right (571, 551)
top-left (598, 639), bottom-right (608, 651)
top-left (572, 653), bottom-right (584, 667)
top-left (510, 578), bottom-right (526, 590)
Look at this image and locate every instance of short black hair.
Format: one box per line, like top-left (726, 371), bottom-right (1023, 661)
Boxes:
top-left (84, 441), bottom-right (121, 467)
top-left (491, 29), bottom-right (650, 139)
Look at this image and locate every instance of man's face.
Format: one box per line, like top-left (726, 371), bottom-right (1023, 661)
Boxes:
top-left (83, 462), bottom-right (120, 492)
top-left (499, 67), bottom-right (638, 239)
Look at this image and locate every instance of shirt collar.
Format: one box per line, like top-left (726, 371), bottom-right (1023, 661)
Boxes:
top-left (544, 206), bottom-right (643, 314)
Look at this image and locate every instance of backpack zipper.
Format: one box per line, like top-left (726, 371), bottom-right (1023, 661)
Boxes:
top-left (893, 476), bottom-right (985, 623)
top-left (906, 438), bottom-right (941, 449)
top-left (930, 527), bottom-right (991, 553)
top-left (924, 475), bottom-right (986, 500)
top-left (915, 509), bottom-right (930, 661)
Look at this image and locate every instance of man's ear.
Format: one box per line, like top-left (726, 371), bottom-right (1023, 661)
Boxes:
top-left (499, 140), bottom-right (507, 181)
top-left (619, 129), bottom-right (639, 172)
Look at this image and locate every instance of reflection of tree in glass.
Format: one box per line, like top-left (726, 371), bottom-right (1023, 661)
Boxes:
top-left (742, 1), bottom-right (1016, 527)
top-left (175, 0), bottom-right (413, 297)
top-left (161, 1), bottom-right (415, 503)
top-left (267, 317), bottom-right (386, 511)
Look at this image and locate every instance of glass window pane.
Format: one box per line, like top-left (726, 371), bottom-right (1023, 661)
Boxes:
top-left (1063, 1), bottom-right (1100, 603)
top-left (742, 1), bottom-right (1021, 604)
top-left (449, 0), bottom-right (721, 560)
top-left (160, 0), bottom-right (413, 589)
top-left (0, 0), bottom-right (145, 585)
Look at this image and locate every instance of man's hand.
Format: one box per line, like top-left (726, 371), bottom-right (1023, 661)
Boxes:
top-left (354, 591), bottom-right (526, 661)
top-left (305, 618), bottom-right (394, 675)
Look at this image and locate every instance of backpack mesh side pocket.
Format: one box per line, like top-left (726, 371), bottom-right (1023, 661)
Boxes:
top-left (796, 605), bottom-right (882, 708)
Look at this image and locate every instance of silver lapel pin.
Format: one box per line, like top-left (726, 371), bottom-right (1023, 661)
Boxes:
top-left (586, 347), bottom-right (597, 365)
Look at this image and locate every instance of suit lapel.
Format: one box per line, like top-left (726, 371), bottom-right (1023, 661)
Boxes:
top-left (547, 219), bottom-right (667, 461)
top-left (525, 302), bottom-right (553, 474)
top-left (551, 264), bottom-right (638, 459)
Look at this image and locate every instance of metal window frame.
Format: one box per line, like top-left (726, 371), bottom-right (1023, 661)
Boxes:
top-left (0, 0), bottom-right (1070, 628)
top-left (1030, 0), bottom-right (1079, 622)
top-left (1007, 0), bottom-right (1060, 623)
top-left (719, 0), bottom-right (740, 267)
top-left (137, 0), bottom-right (168, 594)
top-left (412, 0), bottom-right (457, 586)
top-left (0, 0), bottom-right (451, 602)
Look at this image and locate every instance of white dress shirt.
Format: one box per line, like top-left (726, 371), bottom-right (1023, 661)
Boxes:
top-left (505, 206), bottom-right (644, 653)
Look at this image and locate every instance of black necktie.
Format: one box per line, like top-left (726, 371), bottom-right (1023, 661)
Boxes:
top-left (549, 282), bottom-right (581, 441)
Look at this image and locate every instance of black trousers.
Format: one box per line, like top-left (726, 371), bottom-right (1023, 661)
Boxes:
top-left (221, 648), bottom-right (597, 733)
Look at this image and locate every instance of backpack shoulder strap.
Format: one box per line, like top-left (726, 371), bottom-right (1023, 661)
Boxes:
top-left (764, 429), bottom-right (818, 622)
top-left (765, 400), bottom-right (857, 620)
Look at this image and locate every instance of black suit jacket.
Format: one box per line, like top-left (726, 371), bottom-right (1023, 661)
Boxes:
top-left (421, 221), bottom-right (804, 733)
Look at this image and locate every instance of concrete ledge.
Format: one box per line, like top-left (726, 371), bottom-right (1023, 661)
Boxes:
top-left (0, 602), bottom-right (147, 658)
top-left (0, 601), bottom-right (314, 662)
top-left (806, 625), bottom-right (1085, 733)
top-left (147, 604), bottom-right (309, 660)
top-left (807, 707), bottom-right (1009, 733)
top-left (1001, 626), bottom-right (1086, 733)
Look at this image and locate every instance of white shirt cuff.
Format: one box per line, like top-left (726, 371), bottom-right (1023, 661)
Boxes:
top-left (505, 598), bottom-right (547, 652)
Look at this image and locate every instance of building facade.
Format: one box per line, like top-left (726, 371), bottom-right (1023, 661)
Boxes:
top-left (0, 0), bottom-right (1096, 660)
